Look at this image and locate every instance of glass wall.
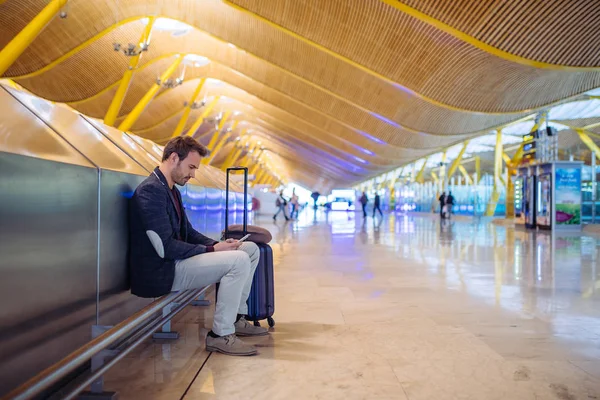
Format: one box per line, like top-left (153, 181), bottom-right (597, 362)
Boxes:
top-left (581, 165), bottom-right (593, 224)
top-left (580, 163), bottom-right (600, 224)
top-left (387, 174), bottom-right (506, 217)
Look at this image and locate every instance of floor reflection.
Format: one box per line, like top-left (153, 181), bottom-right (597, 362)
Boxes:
top-left (106, 210), bottom-right (600, 399)
top-left (266, 209), bottom-right (600, 324)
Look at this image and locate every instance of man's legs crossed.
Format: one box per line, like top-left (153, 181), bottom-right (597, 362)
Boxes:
top-left (172, 250), bottom-right (251, 336)
top-left (233, 242), bottom-right (268, 336)
top-left (172, 250), bottom-right (261, 356)
top-left (172, 243), bottom-right (268, 353)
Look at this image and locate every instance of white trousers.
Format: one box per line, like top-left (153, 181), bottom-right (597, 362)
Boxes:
top-left (171, 242), bottom-right (260, 336)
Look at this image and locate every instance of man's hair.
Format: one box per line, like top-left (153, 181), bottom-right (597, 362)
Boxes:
top-left (162, 136), bottom-right (209, 162)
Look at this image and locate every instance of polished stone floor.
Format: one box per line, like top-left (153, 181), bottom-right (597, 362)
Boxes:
top-left (105, 210), bottom-right (600, 400)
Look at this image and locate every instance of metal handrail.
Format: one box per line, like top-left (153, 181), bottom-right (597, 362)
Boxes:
top-left (5, 287), bottom-right (209, 400)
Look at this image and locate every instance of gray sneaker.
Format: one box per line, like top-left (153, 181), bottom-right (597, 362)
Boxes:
top-left (235, 317), bottom-right (269, 337)
top-left (206, 333), bottom-right (258, 356)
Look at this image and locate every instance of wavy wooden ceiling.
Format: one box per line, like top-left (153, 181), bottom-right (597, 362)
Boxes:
top-left (386, 0), bottom-right (600, 67)
top-left (1, 0), bottom-right (598, 190)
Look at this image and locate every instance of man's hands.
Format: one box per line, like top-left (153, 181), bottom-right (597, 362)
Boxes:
top-left (213, 238), bottom-right (242, 252)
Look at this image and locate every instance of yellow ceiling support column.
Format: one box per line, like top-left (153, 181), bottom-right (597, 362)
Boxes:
top-left (261, 163), bottom-right (276, 185)
top-left (494, 130), bottom-right (503, 189)
top-left (485, 129), bottom-right (503, 217)
top-left (227, 135), bottom-right (252, 168)
top-left (440, 150), bottom-right (447, 192)
top-left (415, 157), bottom-right (428, 184)
top-left (204, 130), bottom-right (232, 165)
top-left (266, 174), bottom-right (276, 186)
top-left (251, 165), bottom-right (266, 186)
top-left (583, 121), bottom-right (600, 131)
top-left (104, 17), bottom-right (155, 126)
top-left (249, 150), bottom-right (265, 175)
top-left (0, 0), bottom-right (68, 76)
top-left (250, 164), bottom-right (260, 182)
top-left (458, 165), bottom-right (474, 185)
top-left (201, 111), bottom-right (231, 164)
top-left (171, 78), bottom-right (206, 137)
top-left (505, 168), bottom-right (514, 218)
top-left (261, 174), bottom-right (271, 186)
top-left (388, 168), bottom-right (403, 208)
top-left (260, 169), bottom-right (271, 185)
top-left (255, 168), bottom-right (267, 184)
top-left (118, 55), bottom-right (183, 132)
top-left (576, 129), bottom-right (600, 160)
top-left (498, 175), bottom-right (506, 187)
top-left (183, 96), bottom-right (220, 138)
top-left (511, 144), bottom-right (525, 166)
top-left (475, 156), bottom-right (481, 184)
top-left (237, 153), bottom-right (251, 168)
top-left (389, 167), bottom-right (404, 189)
top-left (239, 144), bottom-right (259, 167)
top-left (256, 170), bottom-right (267, 185)
top-left (447, 141), bottom-right (469, 179)
top-left (222, 144), bottom-right (245, 170)
top-left (204, 122), bottom-right (239, 165)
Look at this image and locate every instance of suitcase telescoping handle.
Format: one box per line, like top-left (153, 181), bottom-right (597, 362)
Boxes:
top-left (225, 167), bottom-right (248, 236)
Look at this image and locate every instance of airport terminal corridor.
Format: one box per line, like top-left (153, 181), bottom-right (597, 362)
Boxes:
top-left (4, 1), bottom-right (600, 398)
top-left (102, 211), bottom-right (600, 400)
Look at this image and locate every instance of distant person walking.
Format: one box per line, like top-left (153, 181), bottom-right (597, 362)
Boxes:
top-left (290, 188), bottom-right (299, 219)
top-left (373, 193), bottom-right (383, 218)
top-left (438, 192), bottom-right (446, 218)
top-left (446, 191), bottom-right (455, 218)
top-left (273, 190), bottom-right (290, 221)
top-left (311, 191), bottom-right (320, 209)
top-left (360, 191), bottom-right (368, 218)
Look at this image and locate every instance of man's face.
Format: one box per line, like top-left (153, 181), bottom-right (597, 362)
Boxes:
top-left (171, 151), bottom-right (201, 186)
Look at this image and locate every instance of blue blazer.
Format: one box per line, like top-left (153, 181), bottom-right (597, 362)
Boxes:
top-left (129, 168), bottom-right (217, 298)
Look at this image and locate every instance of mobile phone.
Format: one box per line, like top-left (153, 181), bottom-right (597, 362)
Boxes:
top-left (238, 234), bottom-right (251, 242)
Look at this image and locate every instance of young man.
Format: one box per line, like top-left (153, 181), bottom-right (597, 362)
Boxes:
top-left (372, 193), bottom-right (383, 218)
top-left (290, 188), bottom-right (299, 219)
top-left (438, 191), bottom-right (447, 219)
top-left (273, 190), bottom-right (290, 221)
top-left (129, 136), bottom-right (267, 357)
top-left (360, 191), bottom-right (368, 218)
top-left (446, 191), bottom-right (455, 218)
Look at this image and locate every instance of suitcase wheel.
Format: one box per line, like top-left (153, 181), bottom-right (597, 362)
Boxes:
top-left (253, 320), bottom-right (261, 327)
top-left (267, 317), bottom-right (275, 328)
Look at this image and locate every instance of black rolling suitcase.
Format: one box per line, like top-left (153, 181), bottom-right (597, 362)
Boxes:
top-left (224, 167), bottom-right (275, 328)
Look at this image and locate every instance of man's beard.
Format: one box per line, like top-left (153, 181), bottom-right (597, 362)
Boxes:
top-left (172, 166), bottom-right (191, 186)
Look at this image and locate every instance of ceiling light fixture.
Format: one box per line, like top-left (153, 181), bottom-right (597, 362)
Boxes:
top-left (183, 100), bottom-right (205, 109)
top-left (158, 76), bottom-right (184, 88)
top-left (113, 41), bottom-right (149, 56)
top-left (158, 62), bottom-right (186, 88)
